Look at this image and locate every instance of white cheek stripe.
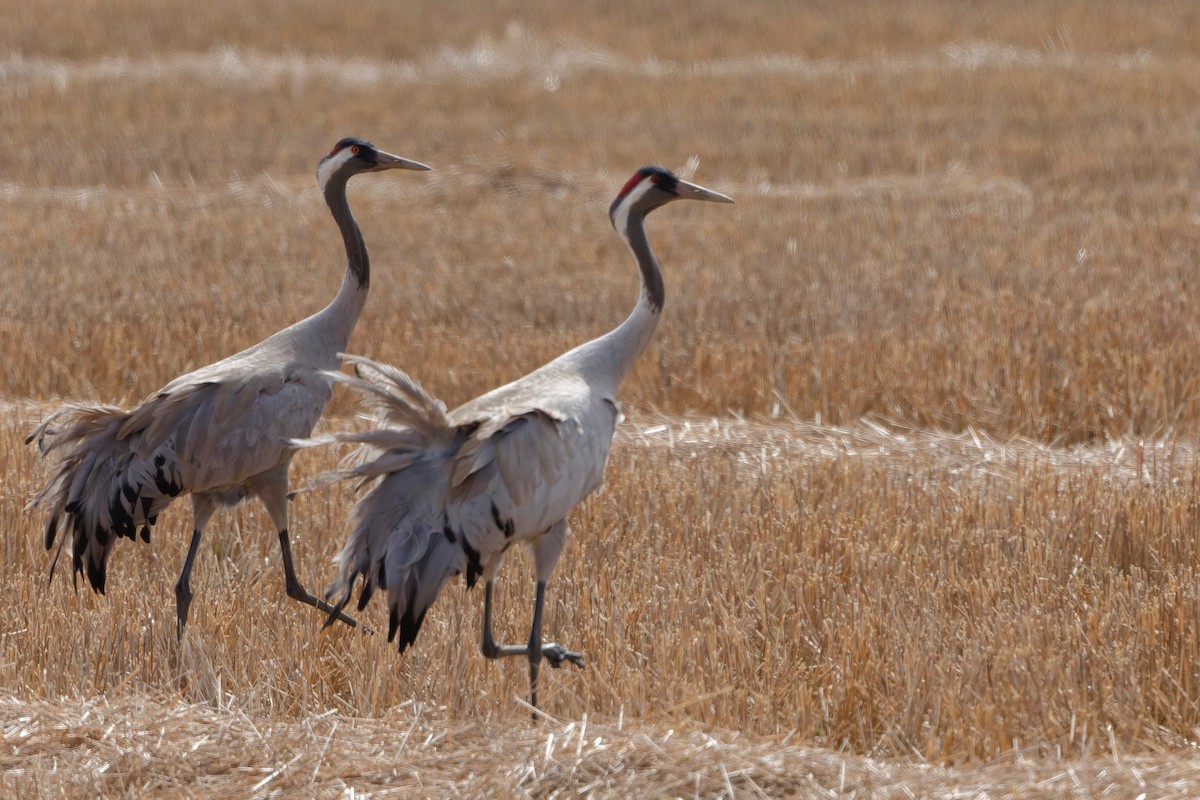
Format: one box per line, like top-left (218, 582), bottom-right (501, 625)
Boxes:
top-left (612, 179), bottom-right (654, 239)
top-left (317, 147), bottom-right (357, 191)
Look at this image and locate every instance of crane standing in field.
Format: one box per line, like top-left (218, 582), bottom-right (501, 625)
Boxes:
top-left (27, 137), bottom-right (430, 639)
top-left (309, 166), bottom-right (733, 710)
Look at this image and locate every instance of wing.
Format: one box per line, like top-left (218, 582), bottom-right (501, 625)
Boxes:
top-left (26, 363), bottom-right (335, 594)
top-left (446, 396), bottom-right (619, 578)
top-left (450, 408), bottom-right (569, 505)
top-left (181, 366), bottom-right (334, 490)
top-left (342, 450), bottom-right (467, 649)
top-left (115, 363), bottom-right (332, 492)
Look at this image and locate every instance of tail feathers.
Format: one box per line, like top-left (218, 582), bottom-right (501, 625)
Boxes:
top-left (293, 355), bottom-right (478, 497)
top-left (26, 403), bottom-right (128, 454)
top-left (288, 427), bottom-right (451, 498)
top-left (324, 454), bottom-right (469, 649)
top-left (333, 353), bottom-right (451, 436)
top-left (28, 404), bottom-right (183, 593)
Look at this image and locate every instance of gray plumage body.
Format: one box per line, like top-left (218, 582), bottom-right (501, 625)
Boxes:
top-left (323, 345), bottom-right (622, 647)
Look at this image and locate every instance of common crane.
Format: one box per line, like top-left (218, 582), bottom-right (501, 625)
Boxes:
top-left (27, 137), bottom-right (430, 639)
top-left (307, 166), bottom-right (732, 710)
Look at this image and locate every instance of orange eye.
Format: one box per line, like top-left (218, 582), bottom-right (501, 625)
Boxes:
top-left (650, 175), bottom-right (660, 185)
top-left (351, 145), bottom-right (361, 155)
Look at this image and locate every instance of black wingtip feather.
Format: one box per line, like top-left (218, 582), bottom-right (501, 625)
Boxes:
top-left (462, 538), bottom-right (482, 589)
top-left (397, 607), bottom-right (428, 653)
top-left (47, 538), bottom-right (63, 586)
top-left (390, 578), bottom-right (429, 653)
top-left (84, 553), bottom-right (106, 595)
top-left (357, 579), bottom-right (374, 611)
top-left (388, 605), bottom-right (400, 642)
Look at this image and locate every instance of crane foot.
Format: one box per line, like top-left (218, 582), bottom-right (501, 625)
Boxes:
top-left (543, 643), bottom-right (584, 669)
top-left (286, 580), bottom-right (376, 635)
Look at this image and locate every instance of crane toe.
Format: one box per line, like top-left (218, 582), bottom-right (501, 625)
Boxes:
top-left (542, 643), bottom-right (584, 669)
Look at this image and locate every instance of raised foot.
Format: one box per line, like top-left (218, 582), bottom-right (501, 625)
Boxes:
top-left (543, 643), bottom-right (584, 669)
top-left (286, 580), bottom-right (376, 635)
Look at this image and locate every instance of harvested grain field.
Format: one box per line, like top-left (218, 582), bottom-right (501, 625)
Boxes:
top-left (3, 1), bottom-right (1200, 796)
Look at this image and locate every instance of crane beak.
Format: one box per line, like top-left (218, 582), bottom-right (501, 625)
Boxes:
top-left (372, 151), bottom-right (432, 172)
top-left (674, 177), bottom-right (734, 203)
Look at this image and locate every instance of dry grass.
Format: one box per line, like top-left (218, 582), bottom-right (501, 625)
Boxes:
top-left (4, 0), bottom-right (1200, 795)
top-left (8, 693), bottom-right (1200, 799)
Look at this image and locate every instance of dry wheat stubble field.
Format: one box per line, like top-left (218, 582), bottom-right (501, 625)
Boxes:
top-left (4, 0), bottom-right (1200, 796)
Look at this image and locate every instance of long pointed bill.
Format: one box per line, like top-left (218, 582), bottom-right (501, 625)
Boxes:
top-left (675, 177), bottom-right (734, 203)
top-left (372, 150), bottom-right (432, 172)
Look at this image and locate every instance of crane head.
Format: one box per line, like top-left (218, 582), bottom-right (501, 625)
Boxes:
top-left (317, 137), bottom-right (431, 191)
top-left (608, 166), bottom-right (733, 231)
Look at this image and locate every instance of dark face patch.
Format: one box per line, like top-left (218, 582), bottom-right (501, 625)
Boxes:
top-left (609, 165), bottom-right (678, 221)
top-left (331, 136), bottom-right (363, 154)
top-left (646, 167), bottom-right (678, 194)
top-left (328, 137), bottom-right (373, 160)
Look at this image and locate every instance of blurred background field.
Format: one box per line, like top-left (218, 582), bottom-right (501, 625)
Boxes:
top-left (3, 1), bottom-right (1200, 796)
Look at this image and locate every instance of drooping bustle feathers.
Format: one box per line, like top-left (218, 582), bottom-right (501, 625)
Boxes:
top-left (342, 353), bottom-right (452, 434)
top-left (288, 353), bottom-right (461, 491)
top-left (291, 354), bottom-right (474, 648)
top-left (26, 403), bottom-right (183, 593)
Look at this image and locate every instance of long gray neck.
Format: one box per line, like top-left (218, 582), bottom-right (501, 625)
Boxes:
top-left (575, 210), bottom-right (664, 388)
top-left (313, 173), bottom-right (370, 350)
top-left (627, 214), bottom-right (664, 313)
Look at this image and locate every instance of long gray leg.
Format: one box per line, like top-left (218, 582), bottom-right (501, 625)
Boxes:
top-left (481, 580), bottom-right (583, 664)
top-left (175, 529), bottom-right (203, 641)
top-left (528, 580), bottom-right (547, 713)
top-left (481, 578), bottom-right (583, 717)
top-left (176, 496), bottom-right (216, 641)
top-left (530, 521), bottom-right (584, 673)
top-left (481, 580), bottom-right (531, 659)
top-left (259, 475), bottom-right (366, 631)
top-left (479, 522), bottom-right (583, 715)
top-left (526, 581), bottom-right (585, 715)
top-left (277, 528), bottom-right (362, 629)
